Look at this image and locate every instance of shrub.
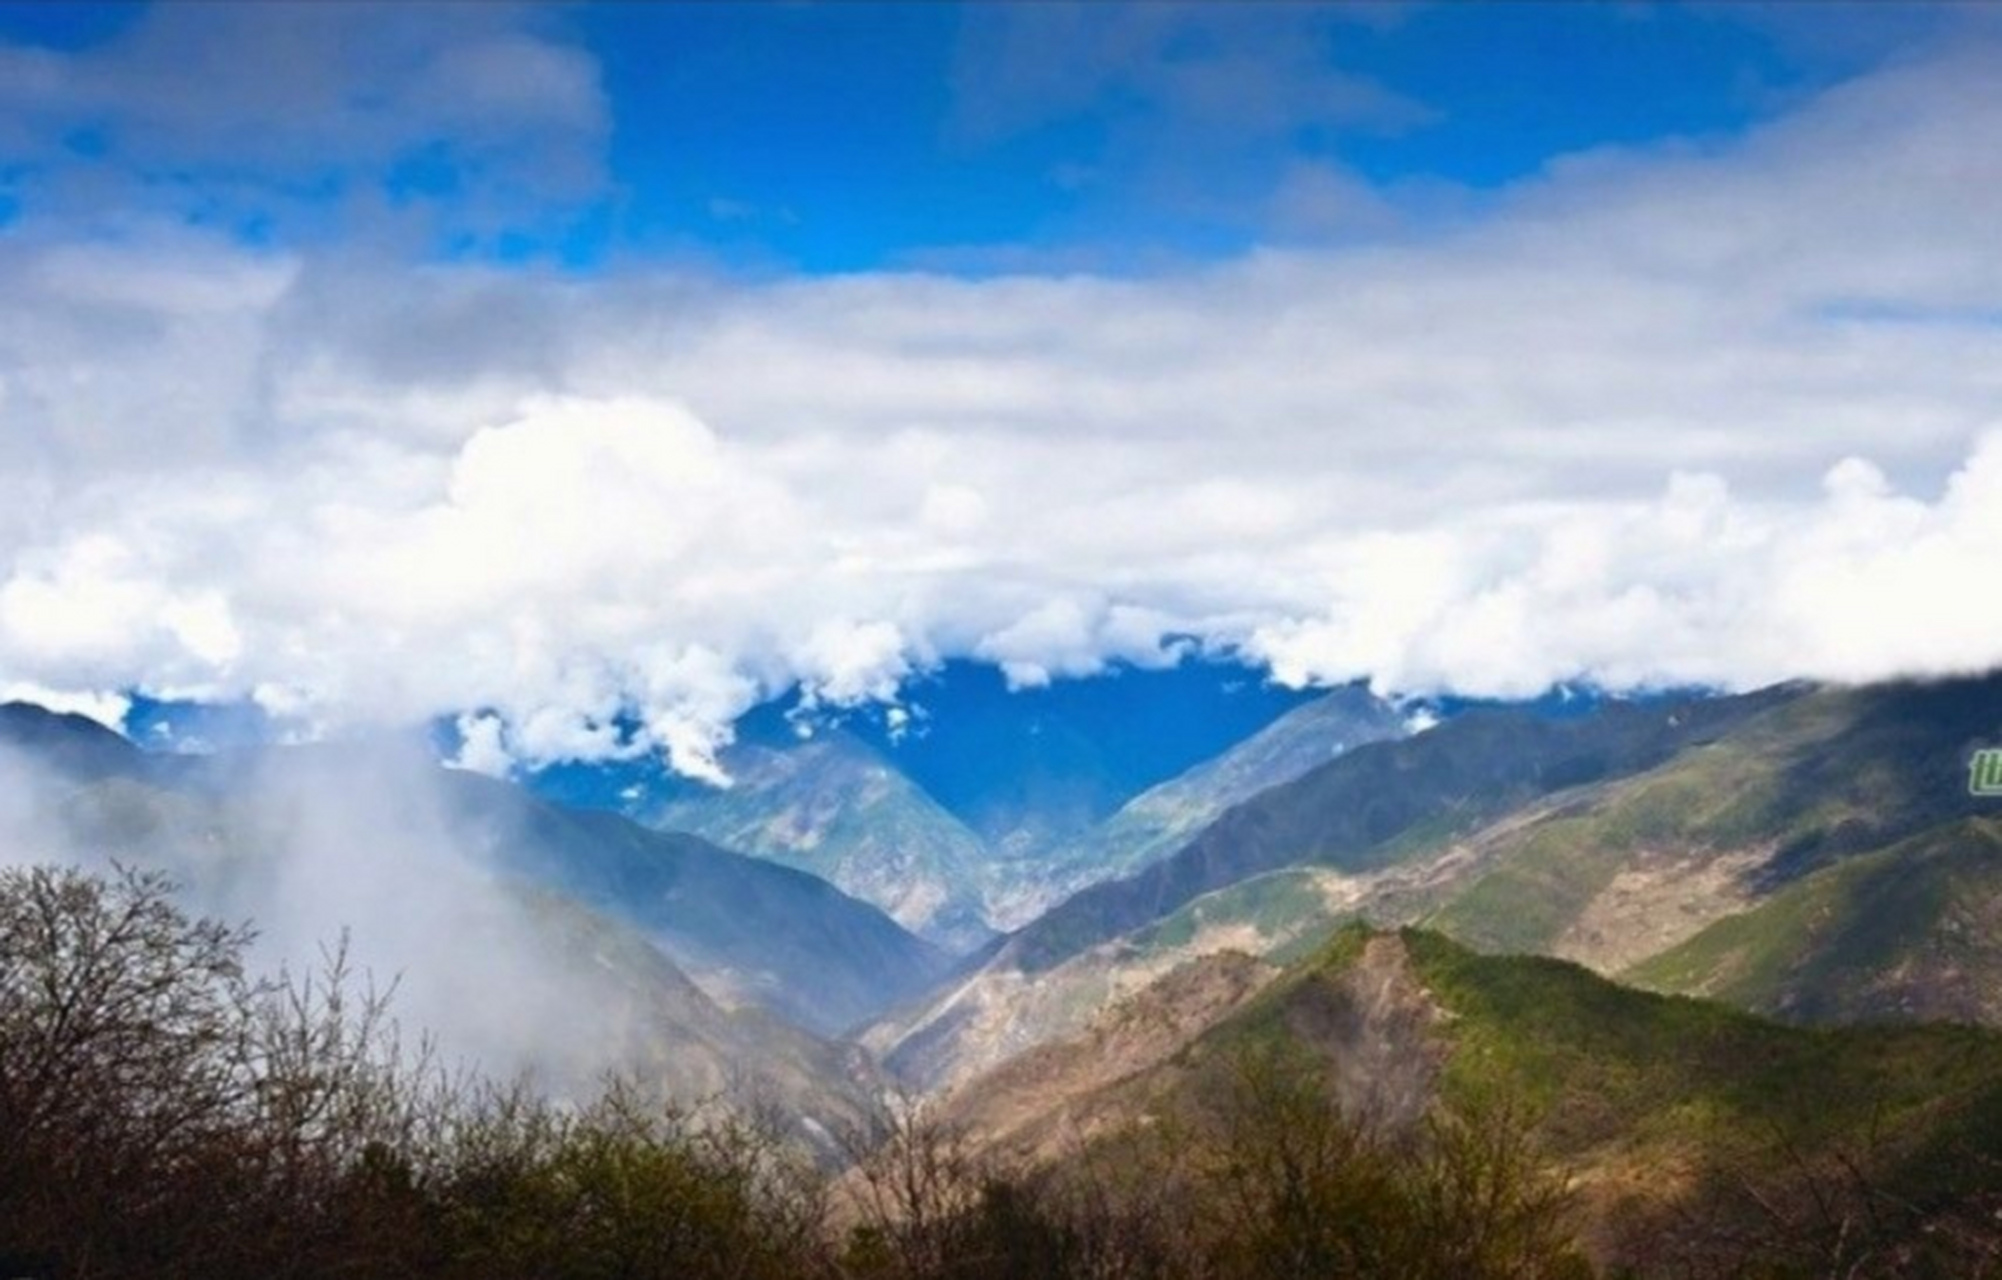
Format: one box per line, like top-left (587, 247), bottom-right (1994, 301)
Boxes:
top-left (0, 864), bottom-right (830, 1280)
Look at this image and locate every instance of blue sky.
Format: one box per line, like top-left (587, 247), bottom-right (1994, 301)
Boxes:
top-left (0, 3), bottom-right (1969, 271)
top-left (1, 3), bottom-right (2001, 775)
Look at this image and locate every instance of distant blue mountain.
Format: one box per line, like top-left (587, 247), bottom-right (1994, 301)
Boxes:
top-left (524, 658), bottom-right (1319, 845)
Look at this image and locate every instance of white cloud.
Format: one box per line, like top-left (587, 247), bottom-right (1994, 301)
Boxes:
top-left (0, 682), bottom-right (130, 731)
top-left (3, 48), bottom-right (2002, 773)
top-left (447, 711), bottom-right (512, 778)
top-left (1247, 437), bottom-right (2002, 698)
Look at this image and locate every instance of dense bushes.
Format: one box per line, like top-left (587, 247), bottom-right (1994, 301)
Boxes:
top-left (12, 862), bottom-right (1989, 1278)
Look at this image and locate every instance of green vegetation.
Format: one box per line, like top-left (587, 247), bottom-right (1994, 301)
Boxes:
top-left (1414, 678), bottom-right (2002, 978)
top-left (1007, 685), bottom-right (1801, 974)
top-left (1399, 928), bottom-right (2002, 1150)
top-left (979, 924), bottom-right (2002, 1275)
top-left (1428, 816), bottom-right (1621, 953)
top-left (1125, 867), bottom-right (1333, 956)
top-left (1627, 816), bottom-right (2002, 1022)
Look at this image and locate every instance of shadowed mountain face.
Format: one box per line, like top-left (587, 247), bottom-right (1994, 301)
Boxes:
top-left (429, 767), bottom-right (948, 1035)
top-left (1001, 684), bottom-right (1411, 922)
top-left (842, 660), bottom-right (1322, 847)
top-left (0, 703), bottom-right (222, 798)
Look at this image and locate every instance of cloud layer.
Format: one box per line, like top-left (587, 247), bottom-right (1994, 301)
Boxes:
top-left (3, 36), bottom-right (2002, 777)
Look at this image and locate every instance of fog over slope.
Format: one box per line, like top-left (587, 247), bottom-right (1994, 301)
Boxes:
top-left (0, 710), bottom-right (895, 1125)
top-left (0, 732), bottom-right (606, 1081)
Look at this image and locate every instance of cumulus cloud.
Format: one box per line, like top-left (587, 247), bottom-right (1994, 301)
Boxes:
top-left (3, 44), bottom-right (2002, 777)
top-left (1245, 439), bottom-right (2002, 697)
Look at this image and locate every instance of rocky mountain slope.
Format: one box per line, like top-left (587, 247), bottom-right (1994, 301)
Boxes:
top-left (635, 728), bottom-right (996, 952)
top-left (1000, 684), bottom-right (1799, 974)
top-left (1625, 814), bottom-right (2002, 1024)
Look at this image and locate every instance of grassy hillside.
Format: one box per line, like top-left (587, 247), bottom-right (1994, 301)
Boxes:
top-left (945, 925), bottom-right (2002, 1273)
top-left (1428, 678), bottom-right (2002, 959)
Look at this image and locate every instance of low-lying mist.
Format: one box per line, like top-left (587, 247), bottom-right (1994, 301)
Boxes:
top-left (0, 735), bottom-right (694, 1096)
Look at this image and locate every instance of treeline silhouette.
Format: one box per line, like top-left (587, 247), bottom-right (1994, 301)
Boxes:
top-left (1, 864), bottom-right (1992, 1279)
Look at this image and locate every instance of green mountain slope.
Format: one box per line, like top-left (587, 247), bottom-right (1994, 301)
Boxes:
top-left (945, 926), bottom-right (2002, 1272)
top-left (1427, 677), bottom-right (2002, 963)
top-left (1625, 815), bottom-right (2002, 1023)
top-left (873, 675), bottom-right (2002, 1090)
top-left (999, 684), bottom-right (1800, 974)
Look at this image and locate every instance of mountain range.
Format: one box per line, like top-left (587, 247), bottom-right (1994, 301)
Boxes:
top-left (9, 664), bottom-right (2002, 1268)
top-left (863, 675), bottom-right (2002, 1091)
top-left (525, 666), bottom-right (1405, 946)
